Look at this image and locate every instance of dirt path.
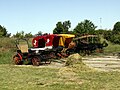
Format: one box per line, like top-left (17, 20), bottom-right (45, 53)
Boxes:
top-left (83, 56), bottom-right (120, 71)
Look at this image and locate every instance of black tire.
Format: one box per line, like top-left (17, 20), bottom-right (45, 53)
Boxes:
top-left (31, 56), bottom-right (41, 66)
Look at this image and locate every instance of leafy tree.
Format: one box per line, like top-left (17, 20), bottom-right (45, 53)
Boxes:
top-left (0, 25), bottom-right (8, 37)
top-left (13, 31), bottom-right (25, 38)
top-left (25, 32), bottom-right (33, 38)
top-left (73, 20), bottom-right (97, 36)
top-left (6, 33), bottom-right (11, 37)
top-left (53, 20), bottom-right (71, 34)
top-left (53, 22), bottom-right (64, 34)
top-left (107, 22), bottom-right (120, 44)
top-left (103, 30), bottom-right (113, 41)
top-left (95, 29), bottom-right (107, 35)
top-left (63, 20), bottom-right (71, 33)
top-left (13, 31), bottom-right (33, 38)
top-left (103, 21), bottom-right (120, 44)
top-left (37, 31), bottom-right (42, 36)
top-left (113, 21), bottom-right (120, 34)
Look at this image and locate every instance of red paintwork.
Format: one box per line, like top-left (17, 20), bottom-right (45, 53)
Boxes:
top-left (17, 53), bottom-right (22, 60)
top-left (32, 34), bottom-right (58, 48)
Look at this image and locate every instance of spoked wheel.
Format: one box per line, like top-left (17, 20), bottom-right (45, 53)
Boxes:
top-left (13, 55), bottom-right (23, 65)
top-left (31, 56), bottom-right (41, 66)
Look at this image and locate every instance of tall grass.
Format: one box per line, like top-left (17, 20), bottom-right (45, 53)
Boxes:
top-left (0, 37), bottom-right (16, 48)
top-left (0, 38), bottom-right (16, 64)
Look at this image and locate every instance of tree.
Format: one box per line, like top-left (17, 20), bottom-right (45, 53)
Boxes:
top-left (25, 32), bottom-right (33, 38)
top-left (53, 22), bottom-right (63, 34)
top-left (37, 31), bottom-right (42, 36)
top-left (73, 20), bottom-right (97, 36)
top-left (0, 25), bottom-right (8, 37)
top-left (95, 29), bottom-right (107, 35)
top-left (63, 20), bottom-right (71, 33)
top-left (13, 31), bottom-right (33, 38)
top-left (113, 21), bottom-right (120, 34)
top-left (13, 31), bottom-right (25, 38)
top-left (53, 20), bottom-right (71, 34)
top-left (103, 30), bottom-right (112, 41)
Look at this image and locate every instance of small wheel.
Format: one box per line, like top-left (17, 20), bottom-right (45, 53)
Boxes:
top-left (13, 55), bottom-right (23, 65)
top-left (31, 56), bottom-right (41, 66)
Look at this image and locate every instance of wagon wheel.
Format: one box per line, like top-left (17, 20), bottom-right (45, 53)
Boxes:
top-left (31, 56), bottom-right (41, 66)
top-left (45, 52), bottom-right (55, 64)
top-left (13, 55), bottom-right (23, 65)
top-left (49, 52), bottom-right (56, 59)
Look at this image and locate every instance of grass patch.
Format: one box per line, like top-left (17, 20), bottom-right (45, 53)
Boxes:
top-left (0, 50), bottom-right (13, 64)
top-left (1, 38), bottom-right (120, 90)
top-left (0, 65), bottom-right (120, 90)
top-left (0, 37), bottom-right (15, 48)
top-left (104, 42), bottom-right (120, 54)
top-left (77, 71), bottom-right (120, 90)
top-left (0, 38), bottom-right (15, 64)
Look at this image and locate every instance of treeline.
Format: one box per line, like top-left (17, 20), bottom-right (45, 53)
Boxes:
top-left (0, 19), bottom-right (120, 44)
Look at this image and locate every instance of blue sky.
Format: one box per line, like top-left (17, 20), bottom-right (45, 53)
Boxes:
top-left (0, 0), bottom-right (120, 35)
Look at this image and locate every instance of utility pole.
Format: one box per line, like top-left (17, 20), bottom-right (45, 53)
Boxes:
top-left (100, 18), bottom-right (102, 29)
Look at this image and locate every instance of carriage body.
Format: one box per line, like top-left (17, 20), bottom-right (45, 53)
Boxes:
top-left (13, 34), bottom-right (75, 66)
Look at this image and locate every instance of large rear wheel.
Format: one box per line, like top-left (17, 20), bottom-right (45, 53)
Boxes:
top-left (31, 56), bottom-right (41, 66)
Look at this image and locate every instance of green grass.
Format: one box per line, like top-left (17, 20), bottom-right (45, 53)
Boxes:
top-left (0, 65), bottom-right (120, 90)
top-left (0, 37), bottom-right (16, 64)
top-left (0, 50), bottom-right (13, 64)
top-left (104, 42), bottom-right (120, 53)
top-left (0, 37), bottom-right (16, 48)
top-left (1, 38), bottom-right (120, 90)
top-left (77, 71), bottom-right (120, 90)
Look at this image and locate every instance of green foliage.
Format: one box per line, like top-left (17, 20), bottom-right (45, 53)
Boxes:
top-left (104, 42), bottom-right (120, 53)
top-left (0, 37), bottom-right (16, 48)
top-left (13, 31), bottom-right (24, 38)
top-left (113, 21), bottom-right (120, 34)
top-left (103, 22), bottom-right (120, 44)
top-left (0, 25), bottom-right (10, 37)
top-left (0, 38), bottom-right (16, 64)
top-left (25, 32), bottom-right (33, 38)
top-left (37, 31), bottom-right (43, 35)
top-left (103, 30), bottom-right (113, 41)
top-left (13, 31), bottom-right (33, 38)
top-left (53, 20), bottom-right (71, 34)
top-left (73, 20), bottom-right (97, 36)
top-left (95, 29), bottom-right (108, 35)
top-left (0, 51), bottom-right (13, 64)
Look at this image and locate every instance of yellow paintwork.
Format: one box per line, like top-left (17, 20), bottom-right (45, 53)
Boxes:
top-left (57, 34), bottom-right (75, 46)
